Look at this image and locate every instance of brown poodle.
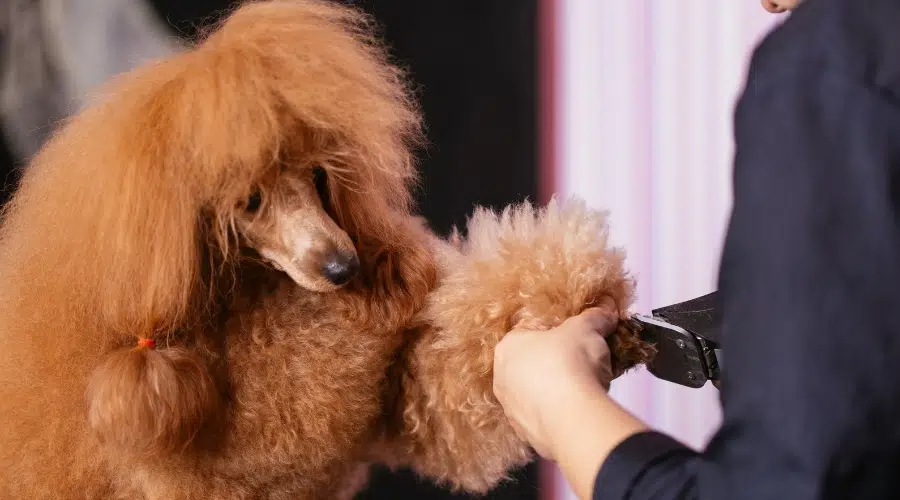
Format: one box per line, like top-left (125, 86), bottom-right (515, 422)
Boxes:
top-left (0, 1), bottom-right (650, 498)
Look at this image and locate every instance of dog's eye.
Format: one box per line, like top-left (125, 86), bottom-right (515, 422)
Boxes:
top-left (312, 166), bottom-right (329, 201)
top-left (312, 167), bottom-right (327, 195)
top-left (245, 190), bottom-right (262, 213)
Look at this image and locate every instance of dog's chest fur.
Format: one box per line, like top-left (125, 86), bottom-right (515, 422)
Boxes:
top-left (162, 271), bottom-right (420, 496)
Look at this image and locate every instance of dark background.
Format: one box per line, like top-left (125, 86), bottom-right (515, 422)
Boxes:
top-left (0, 1), bottom-right (542, 497)
top-left (0, 134), bottom-right (15, 206)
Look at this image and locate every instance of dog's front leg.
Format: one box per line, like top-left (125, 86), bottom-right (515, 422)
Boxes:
top-left (374, 198), bottom-right (652, 494)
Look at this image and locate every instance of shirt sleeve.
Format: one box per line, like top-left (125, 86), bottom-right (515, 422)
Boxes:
top-left (592, 33), bottom-right (900, 500)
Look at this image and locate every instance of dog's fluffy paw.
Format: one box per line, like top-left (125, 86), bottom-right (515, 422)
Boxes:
top-left (430, 197), bottom-right (626, 327)
top-left (391, 197), bottom-right (652, 493)
top-left (425, 196), bottom-right (652, 371)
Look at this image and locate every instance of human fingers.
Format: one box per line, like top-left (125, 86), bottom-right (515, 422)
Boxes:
top-left (566, 298), bottom-right (619, 338)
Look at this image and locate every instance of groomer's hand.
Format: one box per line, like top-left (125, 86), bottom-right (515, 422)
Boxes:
top-left (494, 298), bottom-right (650, 500)
top-left (493, 297), bottom-right (619, 460)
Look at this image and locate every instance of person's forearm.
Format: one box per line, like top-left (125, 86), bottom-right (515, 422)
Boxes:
top-left (549, 377), bottom-right (649, 500)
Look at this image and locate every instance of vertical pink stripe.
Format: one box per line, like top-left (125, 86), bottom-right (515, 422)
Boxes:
top-left (538, 0), bottom-right (558, 206)
top-left (538, 0), bottom-right (560, 497)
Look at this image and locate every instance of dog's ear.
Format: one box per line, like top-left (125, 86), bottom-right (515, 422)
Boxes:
top-left (80, 59), bottom-right (235, 454)
top-left (82, 97), bottom-right (224, 454)
top-left (0, 48), bottom-right (226, 455)
top-left (77, 140), bottom-right (222, 455)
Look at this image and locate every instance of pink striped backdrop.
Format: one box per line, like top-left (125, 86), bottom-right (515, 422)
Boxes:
top-left (537, 2), bottom-right (787, 498)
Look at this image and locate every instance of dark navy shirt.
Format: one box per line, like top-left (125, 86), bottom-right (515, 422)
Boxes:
top-left (593, 0), bottom-right (900, 498)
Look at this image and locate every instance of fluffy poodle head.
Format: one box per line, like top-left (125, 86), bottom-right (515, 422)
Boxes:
top-left (1, 0), bottom-right (423, 456)
top-left (6, 0), bottom-right (423, 329)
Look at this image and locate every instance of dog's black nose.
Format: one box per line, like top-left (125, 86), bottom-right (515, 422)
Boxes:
top-left (321, 251), bottom-right (359, 286)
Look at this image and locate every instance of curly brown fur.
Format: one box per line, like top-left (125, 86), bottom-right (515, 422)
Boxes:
top-left (375, 198), bottom-right (654, 493)
top-left (0, 1), bottom-right (435, 498)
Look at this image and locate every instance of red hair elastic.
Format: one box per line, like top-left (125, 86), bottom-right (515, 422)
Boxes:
top-left (136, 338), bottom-right (156, 349)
